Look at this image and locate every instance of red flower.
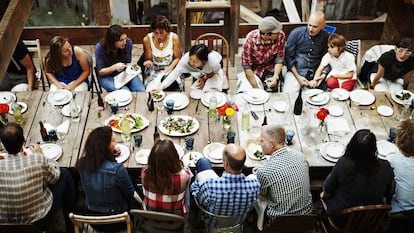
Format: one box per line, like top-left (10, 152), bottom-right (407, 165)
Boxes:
top-left (316, 108), bottom-right (329, 121)
top-left (0, 103), bottom-right (9, 115)
top-left (217, 104), bottom-right (238, 117)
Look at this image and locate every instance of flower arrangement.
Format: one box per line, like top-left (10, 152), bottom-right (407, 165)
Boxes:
top-left (218, 103), bottom-right (238, 129)
top-left (0, 103), bottom-right (9, 126)
top-left (316, 108), bottom-right (329, 130)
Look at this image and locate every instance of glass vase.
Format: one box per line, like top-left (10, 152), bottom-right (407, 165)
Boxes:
top-left (223, 116), bottom-right (232, 130)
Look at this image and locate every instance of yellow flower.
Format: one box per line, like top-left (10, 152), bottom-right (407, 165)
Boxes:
top-left (225, 107), bottom-right (235, 117)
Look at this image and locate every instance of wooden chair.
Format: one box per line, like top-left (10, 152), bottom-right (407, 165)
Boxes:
top-left (22, 39), bottom-right (47, 90)
top-left (320, 199), bottom-right (391, 233)
top-left (129, 209), bottom-right (186, 233)
top-left (194, 197), bottom-right (244, 233)
top-left (263, 214), bottom-right (318, 233)
top-left (0, 223), bottom-right (43, 233)
top-left (194, 32), bottom-right (230, 92)
top-left (69, 212), bottom-right (132, 233)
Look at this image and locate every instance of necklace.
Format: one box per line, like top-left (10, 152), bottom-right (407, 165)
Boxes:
top-left (159, 42), bottom-right (164, 48)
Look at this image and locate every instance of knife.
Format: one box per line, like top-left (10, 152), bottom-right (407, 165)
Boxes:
top-left (384, 94), bottom-right (394, 108)
top-left (195, 99), bottom-right (200, 113)
top-left (250, 111), bottom-right (259, 120)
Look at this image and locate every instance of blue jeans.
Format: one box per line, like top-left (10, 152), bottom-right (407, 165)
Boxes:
top-left (99, 76), bottom-right (145, 92)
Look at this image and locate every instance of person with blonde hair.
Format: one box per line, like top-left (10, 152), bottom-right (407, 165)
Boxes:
top-left (141, 139), bottom-right (192, 216)
top-left (313, 33), bottom-right (357, 91)
top-left (45, 36), bottom-right (90, 91)
top-left (387, 120), bottom-right (414, 232)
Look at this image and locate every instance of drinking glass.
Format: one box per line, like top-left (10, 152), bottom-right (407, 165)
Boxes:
top-left (209, 96), bottom-right (217, 118)
top-left (166, 99), bottom-right (175, 115)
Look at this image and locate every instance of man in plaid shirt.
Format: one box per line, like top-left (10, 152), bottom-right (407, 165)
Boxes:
top-left (0, 123), bottom-right (75, 232)
top-left (191, 144), bottom-right (260, 225)
top-left (238, 16), bottom-right (286, 92)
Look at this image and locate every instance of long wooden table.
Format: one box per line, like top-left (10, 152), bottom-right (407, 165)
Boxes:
top-left (7, 90), bottom-right (405, 175)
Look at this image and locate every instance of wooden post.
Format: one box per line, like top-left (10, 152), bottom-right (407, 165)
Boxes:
top-left (93, 0), bottom-right (111, 26)
top-left (0, 0), bottom-right (34, 82)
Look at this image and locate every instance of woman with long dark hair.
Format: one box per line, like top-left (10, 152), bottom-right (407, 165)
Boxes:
top-left (321, 129), bottom-right (394, 215)
top-left (76, 126), bottom-right (136, 231)
top-left (141, 139), bottom-right (192, 216)
top-left (95, 24), bottom-right (145, 92)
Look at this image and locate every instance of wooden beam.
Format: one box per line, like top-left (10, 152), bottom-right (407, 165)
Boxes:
top-left (0, 0), bottom-right (34, 81)
top-left (283, 0), bottom-right (301, 23)
top-left (240, 4), bottom-right (263, 23)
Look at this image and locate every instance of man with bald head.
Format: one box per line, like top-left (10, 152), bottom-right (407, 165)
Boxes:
top-left (256, 125), bottom-right (313, 221)
top-left (191, 144), bottom-right (260, 222)
top-left (283, 11), bottom-right (329, 92)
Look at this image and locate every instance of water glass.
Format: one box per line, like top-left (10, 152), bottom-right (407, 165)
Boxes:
top-left (134, 134), bottom-right (143, 147)
top-left (388, 128), bottom-right (396, 143)
top-left (227, 131), bottom-right (236, 144)
top-left (185, 136), bottom-right (194, 150)
top-left (110, 101), bottom-right (119, 114)
top-left (166, 99), bottom-right (175, 115)
top-left (286, 129), bottom-right (295, 145)
top-left (209, 96), bottom-right (217, 117)
top-left (241, 110), bottom-right (250, 131)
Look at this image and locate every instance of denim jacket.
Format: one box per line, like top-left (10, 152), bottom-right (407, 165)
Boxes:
top-left (79, 160), bottom-right (135, 214)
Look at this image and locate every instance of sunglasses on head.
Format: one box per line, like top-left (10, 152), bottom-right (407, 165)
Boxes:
top-left (260, 31), bottom-right (273, 36)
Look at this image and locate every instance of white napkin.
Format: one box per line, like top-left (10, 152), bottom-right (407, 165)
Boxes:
top-left (326, 118), bottom-right (350, 134)
top-left (377, 140), bottom-right (398, 155)
top-left (44, 120), bottom-right (70, 134)
top-left (254, 195), bottom-right (268, 231)
top-left (57, 120), bottom-right (70, 134)
top-left (114, 71), bottom-right (137, 89)
top-left (195, 169), bottom-right (219, 185)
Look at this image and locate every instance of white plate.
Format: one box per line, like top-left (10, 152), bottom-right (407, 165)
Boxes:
top-left (61, 104), bottom-right (81, 117)
top-left (152, 91), bottom-right (165, 102)
top-left (203, 142), bottom-right (225, 163)
top-left (115, 143), bottom-right (130, 163)
top-left (391, 90), bottom-right (413, 105)
top-left (112, 89), bottom-right (132, 103)
top-left (350, 90), bottom-right (375, 106)
top-left (328, 105), bottom-right (343, 117)
top-left (41, 143), bottom-right (63, 161)
top-left (331, 88), bottom-right (350, 101)
top-left (244, 88), bottom-right (269, 104)
top-left (126, 64), bottom-right (141, 75)
top-left (273, 101), bottom-right (288, 112)
top-left (245, 140), bottom-right (266, 161)
top-left (377, 140), bottom-right (399, 160)
top-left (201, 91), bottom-right (227, 108)
top-left (190, 89), bottom-right (203, 100)
top-left (306, 92), bottom-right (330, 106)
top-left (47, 90), bottom-right (73, 106)
top-left (320, 142), bottom-right (345, 162)
top-left (377, 105), bottom-right (393, 117)
top-left (105, 113), bottom-right (149, 133)
top-left (8, 102), bottom-right (28, 115)
top-left (0, 92), bottom-right (16, 104)
top-left (135, 149), bottom-right (151, 164)
top-left (182, 152), bottom-right (204, 167)
top-left (159, 115), bottom-right (200, 136)
top-left (163, 93), bottom-right (189, 110)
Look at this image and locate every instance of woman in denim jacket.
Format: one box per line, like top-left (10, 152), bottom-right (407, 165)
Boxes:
top-left (76, 126), bottom-right (135, 232)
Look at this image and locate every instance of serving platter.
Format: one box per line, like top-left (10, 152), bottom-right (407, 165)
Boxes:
top-left (105, 113), bottom-right (149, 133)
top-left (159, 115), bottom-right (199, 136)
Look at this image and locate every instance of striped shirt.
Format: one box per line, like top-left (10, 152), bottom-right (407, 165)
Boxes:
top-left (191, 172), bottom-right (260, 222)
top-left (257, 147), bottom-right (313, 221)
top-left (0, 152), bottom-right (60, 223)
top-left (141, 167), bottom-right (192, 216)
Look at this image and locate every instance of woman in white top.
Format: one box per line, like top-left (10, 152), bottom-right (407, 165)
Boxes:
top-left (141, 16), bottom-right (181, 86)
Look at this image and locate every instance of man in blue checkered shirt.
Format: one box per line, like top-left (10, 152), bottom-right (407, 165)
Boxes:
top-left (191, 144), bottom-right (260, 225)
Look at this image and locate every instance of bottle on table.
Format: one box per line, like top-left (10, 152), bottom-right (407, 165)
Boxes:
top-left (147, 92), bottom-right (154, 112)
top-left (39, 121), bottom-right (49, 142)
top-left (11, 102), bottom-right (24, 124)
top-left (293, 88), bottom-right (303, 115)
top-left (153, 126), bottom-right (160, 142)
top-left (70, 93), bottom-right (80, 122)
top-left (97, 91), bottom-right (105, 109)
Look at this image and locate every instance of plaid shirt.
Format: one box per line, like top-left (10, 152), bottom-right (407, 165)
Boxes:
top-left (191, 172), bottom-right (260, 222)
top-left (0, 152), bottom-right (60, 223)
top-left (141, 167), bottom-right (192, 216)
top-left (257, 147), bottom-right (313, 221)
top-left (241, 29), bottom-right (286, 78)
